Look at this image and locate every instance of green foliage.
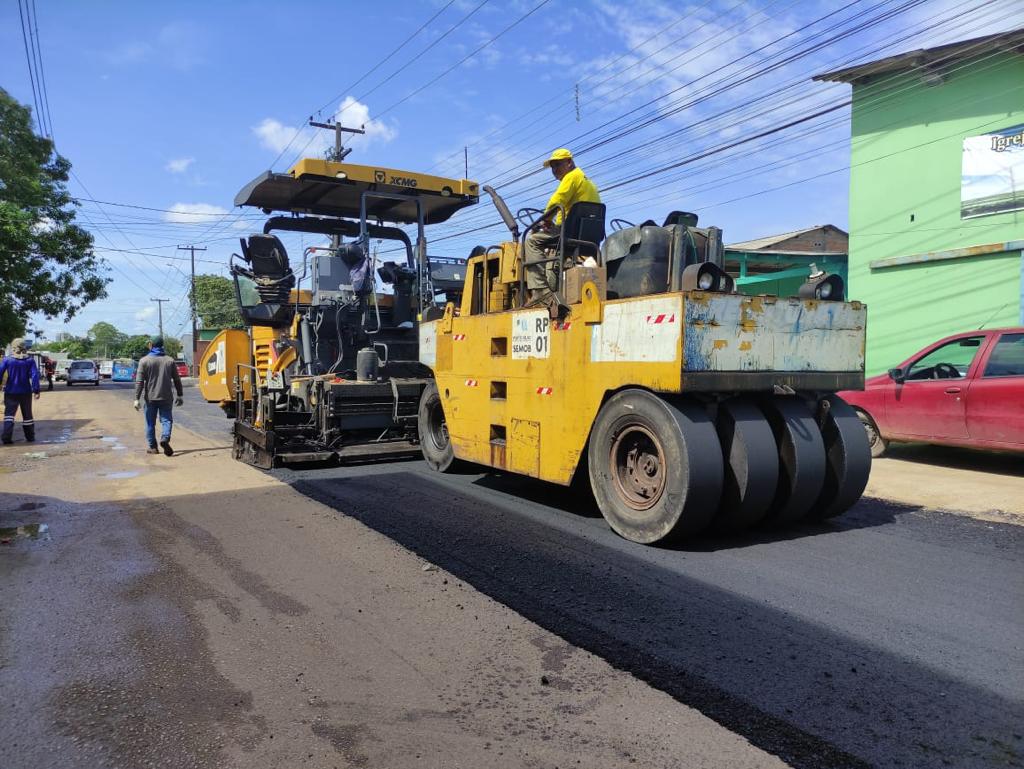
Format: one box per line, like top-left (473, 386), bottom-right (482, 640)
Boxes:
top-left (163, 337), bottom-right (182, 357)
top-left (87, 321), bottom-right (127, 356)
top-left (49, 336), bottom-right (92, 359)
top-left (117, 335), bottom-right (152, 360)
top-left (193, 274), bottom-right (242, 329)
top-left (38, 327), bottom-right (180, 361)
top-left (0, 88), bottom-right (109, 345)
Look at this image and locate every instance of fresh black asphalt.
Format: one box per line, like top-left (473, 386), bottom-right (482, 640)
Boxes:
top-left (125, 383), bottom-right (1024, 768)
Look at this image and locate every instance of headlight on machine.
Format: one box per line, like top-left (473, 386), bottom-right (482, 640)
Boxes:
top-left (797, 263), bottom-right (845, 302)
top-left (682, 262), bottom-right (735, 293)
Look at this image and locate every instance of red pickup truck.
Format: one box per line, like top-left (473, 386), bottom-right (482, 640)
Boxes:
top-left (839, 328), bottom-right (1024, 457)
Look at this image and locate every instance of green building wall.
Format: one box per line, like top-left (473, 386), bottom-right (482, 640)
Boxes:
top-left (847, 50), bottom-right (1023, 375)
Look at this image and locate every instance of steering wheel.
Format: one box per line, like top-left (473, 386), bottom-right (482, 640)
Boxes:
top-left (515, 207), bottom-right (545, 231)
top-left (933, 362), bottom-right (960, 379)
top-left (610, 218), bottom-right (635, 232)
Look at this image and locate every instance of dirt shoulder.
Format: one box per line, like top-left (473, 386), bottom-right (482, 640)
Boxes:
top-left (0, 386), bottom-right (786, 769)
top-left (864, 443), bottom-right (1024, 525)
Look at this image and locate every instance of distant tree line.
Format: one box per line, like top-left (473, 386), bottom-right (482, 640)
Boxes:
top-left (37, 322), bottom-right (182, 360)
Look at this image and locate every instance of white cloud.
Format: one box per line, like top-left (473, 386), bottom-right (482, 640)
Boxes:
top-left (253, 118), bottom-right (296, 154)
top-left (134, 306), bottom-right (156, 321)
top-left (166, 157), bottom-right (195, 174)
top-left (163, 202), bottom-right (229, 224)
top-left (253, 97), bottom-right (397, 159)
top-left (99, 22), bottom-right (206, 71)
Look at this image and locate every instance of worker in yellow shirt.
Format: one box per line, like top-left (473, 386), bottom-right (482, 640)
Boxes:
top-left (525, 148), bottom-right (601, 308)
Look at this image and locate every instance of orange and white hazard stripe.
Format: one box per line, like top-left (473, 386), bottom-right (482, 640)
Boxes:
top-left (465, 379), bottom-right (479, 387)
top-left (453, 334), bottom-right (466, 340)
top-left (536, 387), bottom-right (553, 395)
top-left (645, 313), bottom-right (676, 324)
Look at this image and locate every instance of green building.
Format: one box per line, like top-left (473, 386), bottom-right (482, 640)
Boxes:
top-left (726, 224), bottom-right (848, 298)
top-left (815, 29), bottom-right (1024, 375)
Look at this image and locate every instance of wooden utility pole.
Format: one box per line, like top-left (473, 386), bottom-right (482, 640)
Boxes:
top-left (150, 297), bottom-right (169, 339)
top-left (309, 119), bottom-right (366, 162)
top-left (177, 245), bottom-right (207, 375)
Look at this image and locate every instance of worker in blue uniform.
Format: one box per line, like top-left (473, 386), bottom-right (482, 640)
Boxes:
top-left (0, 338), bottom-right (41, 444)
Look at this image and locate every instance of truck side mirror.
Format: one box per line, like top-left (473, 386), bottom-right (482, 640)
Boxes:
top-left (888, 367), bottom-right (905, 384)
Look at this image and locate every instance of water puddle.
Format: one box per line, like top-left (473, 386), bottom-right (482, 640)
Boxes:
top-left (102, 471), bottom-right (140, 479)
top-left (0, 523), bottom-right (50, 543)
top-left (101, 436), bottom-right (128, 451)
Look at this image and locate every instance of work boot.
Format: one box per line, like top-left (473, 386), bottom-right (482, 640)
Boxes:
top-left (160, 438), bottom-right (174, 457)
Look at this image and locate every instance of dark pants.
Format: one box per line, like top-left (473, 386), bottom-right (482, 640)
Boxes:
top-left (2, 393), bottom-right (35, 442)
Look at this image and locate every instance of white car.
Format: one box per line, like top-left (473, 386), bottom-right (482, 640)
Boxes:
top-left (67, 360), bottom-right (100, 386)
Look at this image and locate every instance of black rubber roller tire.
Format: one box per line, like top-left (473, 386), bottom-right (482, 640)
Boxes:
top-left (714, 398), bottom-right (779, 532)
top-left (588, 390), bottom-right (723, 544)
top-left (760, 396), bottom-right (826, 525)
top-left (418, 381), bottom-right (462, 473)
top-left (808, 395), bottom-right (872, 521)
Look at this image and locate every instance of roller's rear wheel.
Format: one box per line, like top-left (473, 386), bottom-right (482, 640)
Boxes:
top-left (418, 381), bottom-right (463, 473)
top-left (714, 398), bottom-right (778, 531)
top-left (761, 396), bottom-right (826, 524)
top-left (588, 390), bottom-right (723, 544)
top-left (808, 395), bottom-right (872, 520)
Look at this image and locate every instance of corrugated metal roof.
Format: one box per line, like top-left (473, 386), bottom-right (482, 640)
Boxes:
top-left (726, 225), bottom-right (847, 251)
top-left (813, 28), bottom-right (1024, 84)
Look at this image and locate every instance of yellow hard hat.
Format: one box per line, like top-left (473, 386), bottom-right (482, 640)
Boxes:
top-left (542, 148), bottom-right (573, 168)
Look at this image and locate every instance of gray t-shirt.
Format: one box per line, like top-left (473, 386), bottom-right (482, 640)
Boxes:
top-left (134, 354), bottom-right (183, 403)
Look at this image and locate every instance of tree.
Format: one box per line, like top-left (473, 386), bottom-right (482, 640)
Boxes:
top-left (117, 334), bottom-right (182, 360)
top-left (88, 321), bottom-right (127, 357)
top-left (117, 335), bottom-right (152, 360)
top-left (193, 274), bottom-right (242, 329)
top-left (50, 335), bottom-right (91, 359)
top-left (0, 88), bottom-right (109, 344)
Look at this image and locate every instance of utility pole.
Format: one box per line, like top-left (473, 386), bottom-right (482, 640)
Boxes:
top-left (150, 298), bottom-right (169, 339)
top-left (464, 146), bottom-right (469, 179)
top-left (177, 245), bottom-right (206, 375)
top-left (309, 118), bottom-right (366, 162)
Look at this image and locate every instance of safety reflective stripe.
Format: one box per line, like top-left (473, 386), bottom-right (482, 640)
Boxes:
top-left (22, 420), bottom-right (34, 424)
top-left (3, 417), bottom-right (14, 421)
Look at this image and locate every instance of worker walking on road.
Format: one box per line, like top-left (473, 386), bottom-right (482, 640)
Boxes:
top-left (133, 336), bottom-right (183, 456)
top-left (0, 338), bottom-right (41, 444)
top-left (524, 148), bottom-right (601, 311)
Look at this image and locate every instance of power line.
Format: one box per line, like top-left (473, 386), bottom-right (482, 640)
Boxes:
top-left (16, 0), bottom-right (44, 135)
top-left (268, 0), bottom-right (465, 169)
top-left (374, 0), bottom-right (553, 123)
top-left (419, 0), bottom-right (1005, 244)
top-left (27, 0), bottom-right (55, 140)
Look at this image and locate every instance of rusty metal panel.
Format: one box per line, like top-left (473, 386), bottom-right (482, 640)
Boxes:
top-left (509, 419), bottom-right (541, 477)
top-left (683, 294), bottom-right (865, 373)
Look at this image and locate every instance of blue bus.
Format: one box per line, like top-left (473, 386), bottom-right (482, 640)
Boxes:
top-left (111, 359), bottom-right (137, 382)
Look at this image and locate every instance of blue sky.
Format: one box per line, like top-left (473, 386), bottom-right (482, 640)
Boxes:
top-left (3, 0), bottom-right (1021, 340)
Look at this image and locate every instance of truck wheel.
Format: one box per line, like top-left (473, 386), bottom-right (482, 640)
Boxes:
top-left (856, 408), bottom-right (888, 458)
top-left (588, 390), bottom-right (722, 544)
top-left (808, 395), bottom-right (872, 520)
top-left (418, 382), bottom-right (462, 473)
top-left (760, 396), bottom-right (826, 525)
top-left (714, 398), bottom-right (778, 532)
